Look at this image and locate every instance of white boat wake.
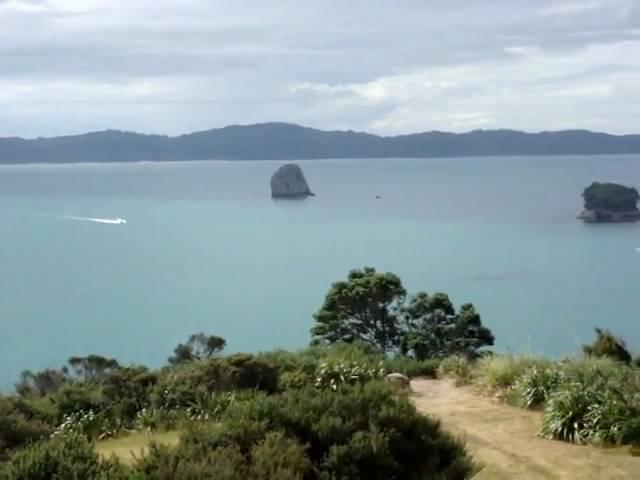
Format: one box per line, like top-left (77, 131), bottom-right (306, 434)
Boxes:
top-left (64, 215), bottom-right (127, 225)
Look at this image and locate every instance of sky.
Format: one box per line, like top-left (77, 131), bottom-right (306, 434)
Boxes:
top-left (0, 0), bottom-right (639, 137)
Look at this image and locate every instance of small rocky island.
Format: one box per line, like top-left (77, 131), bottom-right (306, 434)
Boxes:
top-left (270, 163), bottom-right (314, 198)
top-left (578, 181), bottom-right (640, 223)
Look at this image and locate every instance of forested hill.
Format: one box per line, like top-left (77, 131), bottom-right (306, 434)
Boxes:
top-left (2, 122), bottom-right (640, 163)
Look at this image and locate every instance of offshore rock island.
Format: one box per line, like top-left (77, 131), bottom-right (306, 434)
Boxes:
top-left (270, 163), bottom-right (314, 198)
top-left (578, 181), bottom-right (640, 223)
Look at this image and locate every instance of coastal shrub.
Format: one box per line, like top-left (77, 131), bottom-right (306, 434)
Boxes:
top-left (560, 356), bottom-right (620, 384)
top-left (318, 341), bottom-right (385, 362)
top-left (248, 432), bottom-right (311, 479)
top-left (513, 366), bottom-right (566, 409)
top-left (314, 360), bottom-right (385, 390)
top-left (153, 354), bottom-right (278, 410)
top-left (134, 443), bottom-right (248, 480)
top-left (234, 383), bottom-right (474, 479)
top-left (383, 356), bottom-right (440, 378)
top-left (256, 349), bottom-right (318, 377)
top-left (0, 397), bottom-right (52, 460)
top-left (540, 363), bottom-right (640, 445)
top-left (134, 432), bottom-right (310, 480)
top-left (189, 354), bottom-right (278, 393)
top-left (184, 391), bottom-right (244, 422)
top-left (437, 355), bottom-right (473, 385)
top-left (475, 355), bottom-right (549, 390)
top-left (54, 384), bottom-right (106, 420)
top-left (540, 382), bottom-right (598, 444)
top-left (0, 433), bottom-right (127, 480)
top-left (278, 370), bottom-right (313, 390)
top-left (582, 328), bottom-right (632, 363)
top-left (100, 366), bottom-right (157, 420)
top-left (137, 383), bottom-right (474, 479)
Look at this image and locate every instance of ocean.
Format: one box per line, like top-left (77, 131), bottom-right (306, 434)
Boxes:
top-left (1, 155), bottom-right (639, 389)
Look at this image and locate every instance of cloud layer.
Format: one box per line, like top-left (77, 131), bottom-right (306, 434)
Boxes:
top-left (1, 0), bottom-right (639, 136)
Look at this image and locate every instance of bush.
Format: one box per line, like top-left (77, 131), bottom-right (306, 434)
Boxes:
top-left (135, 383), bottom-right (475, 480)
top-left (256, 349), bottom-right (318, 377)
top-left (540, 363), bottom-right (640, 445)
top-left (0, 397), bottom-right (52, 460)
top-left (54, 384), bottom-right (106, 420)
top-left (582, 328), bottom-right (632, 363)
top-left (278, 370), bottom-right (313, 390)
top-left (247, 432), bottom-right (311, 479)
top-left (475, 355), bottom-right (549, 390)
top-left (438, 356), bottom-right (473, 385)
top-left (0, 433), bottom-right (126, 480)
top-left (513, 366), bottom-right (566, 409)
top-left (134, 442), bottom-right (246, 480)
top-left (383, 357), bottom-right (440, 378)
top-left (540, 382), bottom-right (598, 444)
top-left (152, 354), bottom-right (279, 410)
top-left (314, 360), bottom-right (385, 390)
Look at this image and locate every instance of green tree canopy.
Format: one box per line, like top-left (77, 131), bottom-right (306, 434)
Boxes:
top-left (401, 292), bottom-right (494, 359)
top-left (582, 182), bottom-right (639, 212)
top-left (311, 268), bottom-right (494, 357)
top-left (310, 267), bottom-right (406, 351)
top-left (168, 332), bottom-right (227, 365)
top-left (15, 369), bottom-right (67, 398)
top-left (67, 355), bottom-right (120, 382)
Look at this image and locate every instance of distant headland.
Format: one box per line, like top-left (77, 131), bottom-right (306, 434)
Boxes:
top-left (2, 123), bottom-right (640, 164)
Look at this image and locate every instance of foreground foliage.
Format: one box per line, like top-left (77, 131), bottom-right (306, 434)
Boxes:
top-left (134, 383), bottom-right (474, 479)
top-left (0, 384), bottom-right (475, 480)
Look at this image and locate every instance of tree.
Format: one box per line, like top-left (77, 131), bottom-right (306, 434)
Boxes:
top-left (401, 292), bottom-right (494, 359)
top-left (582, 182), bottom-right (639, 212)
top-left (310, 267), bottom-right (406, 351)
top-left (67, 355), bottom-right (120, 381)
top-left (583, 328), bottom-right (632, 363)
top-left (15, 369), bottom-right (68, 398)
top-left (168, 333), bottom-right (227, 365)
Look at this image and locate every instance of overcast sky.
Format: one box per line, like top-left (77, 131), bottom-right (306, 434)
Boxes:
top-left (1, 0), bottom-right (639, 137)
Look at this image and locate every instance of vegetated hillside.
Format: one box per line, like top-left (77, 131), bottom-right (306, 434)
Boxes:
top-left (2, 122), bottom-right (640, 163)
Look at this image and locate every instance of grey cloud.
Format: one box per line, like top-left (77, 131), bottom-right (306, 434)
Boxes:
top-left (0, 0), bottom-right (638, 136)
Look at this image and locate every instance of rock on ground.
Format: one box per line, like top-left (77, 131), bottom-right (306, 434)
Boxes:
top-left (385, 372), bottom-right (411, 390)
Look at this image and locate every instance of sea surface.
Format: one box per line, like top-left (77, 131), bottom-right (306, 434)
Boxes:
top-left (1, 155), bottom-right (639, 389)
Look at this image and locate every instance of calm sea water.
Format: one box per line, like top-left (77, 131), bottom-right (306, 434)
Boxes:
top-left (1, 156), bottom-right (639, 389)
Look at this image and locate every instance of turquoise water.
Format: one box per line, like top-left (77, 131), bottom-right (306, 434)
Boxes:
top-left (1, 156), bottom-right (639, 389)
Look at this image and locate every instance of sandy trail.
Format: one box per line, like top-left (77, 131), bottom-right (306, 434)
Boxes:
top-left (410, 379), bottom-right (640, 480)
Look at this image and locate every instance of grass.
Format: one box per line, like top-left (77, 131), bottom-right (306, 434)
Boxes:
top-left (95, 430), bottom-right (180, 464)
top-left (475, 355), bottom-right (550, 391)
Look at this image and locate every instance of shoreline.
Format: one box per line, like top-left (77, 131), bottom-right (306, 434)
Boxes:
top-left (1, 152), bottom-right (640, 168)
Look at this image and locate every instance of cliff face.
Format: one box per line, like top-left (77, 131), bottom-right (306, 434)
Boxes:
top-left (270, 163), bottom-right (314, 198)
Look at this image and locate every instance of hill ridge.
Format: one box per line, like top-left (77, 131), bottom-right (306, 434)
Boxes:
top-left (1, 122), bottom-right (639, 164)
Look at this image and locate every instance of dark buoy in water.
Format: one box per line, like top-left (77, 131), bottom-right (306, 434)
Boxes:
top-left (376, 195), bottom-right (381, 199)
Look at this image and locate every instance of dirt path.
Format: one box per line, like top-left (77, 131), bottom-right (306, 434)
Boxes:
top-left (411, 379), bottom-right (640, 480)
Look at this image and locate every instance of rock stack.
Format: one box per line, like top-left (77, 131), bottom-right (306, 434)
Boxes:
top-left (270, 163), bottom-right (314, 198)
